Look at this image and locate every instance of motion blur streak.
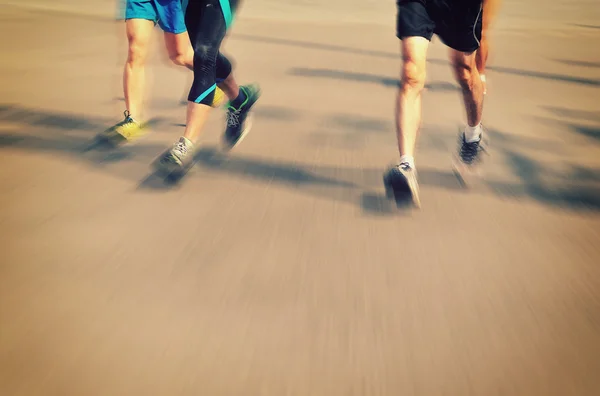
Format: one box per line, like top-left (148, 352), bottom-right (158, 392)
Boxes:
top-left (0, 1), bottom-right (599, 395)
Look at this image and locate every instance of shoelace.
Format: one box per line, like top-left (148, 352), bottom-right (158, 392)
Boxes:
top-left (460, 138), bottom-right (481, 164)
top-left (226, 108), bottom-right (241, 127)
top-left (399, 162), bottom-right (412, 171)
top-left (172, 140), bottom-right (188, 160)
top-left (116, 110), bottom-right (138, 129)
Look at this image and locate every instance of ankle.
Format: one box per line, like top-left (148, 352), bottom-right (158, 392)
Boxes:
top-left (229, 86), bottom-right (247, 108)
top-left (180, 136), bottom-right (194, 146)
top-left (464, 124), bottom-right (483, 143)
top-left (399, 155), bottom-right (415, 169)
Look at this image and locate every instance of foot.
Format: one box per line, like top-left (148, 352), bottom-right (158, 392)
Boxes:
top-left (154, 137), bottom-right (195, 174)
top-left (458, 130), bottom-right (488, 166)
top-left (99, 110), bottom-right (145, 145)
top-left (453, 129), bottom-right (489, 186)
top-left (383, 162), bottom-right (421, 208)
top-left (223, 84), bottom-right (261, 150)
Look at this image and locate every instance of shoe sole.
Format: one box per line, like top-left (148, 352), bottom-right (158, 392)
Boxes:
top-left (453, 129), bottom-right (490, 187)
top-left (151, 149), bottom-right (195, 181)
top-left (383, 171), bottom-right (421, 209)
top-left (451, 147), bottom-right (489, 188)
top-left (95, 125), bottom-right (149, 148)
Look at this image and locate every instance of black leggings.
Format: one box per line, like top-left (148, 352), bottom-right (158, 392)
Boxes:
top-left (184, 0), bottom-right (239, 105)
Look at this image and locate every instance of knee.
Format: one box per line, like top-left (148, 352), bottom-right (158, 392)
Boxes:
top-left (452, 57), bottom-right (477, 89)
top-left (193, 44), bottom-right (216, 69)
top-left (401, 60), bottom-right (426, 93)
top-left (169, 52), bottom-right (185, 66)
top-left (169, 49), bottom-right (192, 67)
top-left (127, 42), bottom-right (146, 66)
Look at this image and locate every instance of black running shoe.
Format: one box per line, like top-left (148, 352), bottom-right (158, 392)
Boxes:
top-left (223, 84), bottom-right (261, 150)
top-left (458, 130), bottom-right (488, 165)
top-left (383, 162), bottom-right (421, 208)
top-left (453, 128), bottom-right (489, 186)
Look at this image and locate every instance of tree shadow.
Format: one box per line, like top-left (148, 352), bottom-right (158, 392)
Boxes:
top-left (495, 149), bottom-right (600, 210)
top-left (540, 107), bottom-right (600, 143)
top-left (552, 59), bottom-right (600, 68)
top-left (2, 104), bottom-right (599, 212)
top-left (485, 65), bottom-right (600, 87)
top-left (0, 104), bottom-right (169, 183)
top-left (162, 146), bottom-right (462, 214)
top-left (0, 104), bottom-right (112, 132)
top-left (572, 124), bottom-right (600, 142)
top-left (569, 24), bottom-right (600, 30)
top-left (543, 106), bottom-right (600, 124)
top-left (235, 34), bottom-right (600, 87)
top-left (235, 33), bottom-right (398, 60)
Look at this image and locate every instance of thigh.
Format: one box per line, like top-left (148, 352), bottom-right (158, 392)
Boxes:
top-left (154, 0), bottom-right (187, 34)
top-left (449, 48), bottom-right (477, 73)
top-left (185, 0), bottom-right (227, 50)
top-left (482, 0), bottom-right (501, 31)
top-left (164, 30), bottom-right (192, 59)
top-left (396, 1), bottom-right (435, 42)
top-left (401, 36), bottom-right (429, 81)
top-left (125, 0), bottom-right (158, 23)
top-left (125, 18), bottom-right (155, 59)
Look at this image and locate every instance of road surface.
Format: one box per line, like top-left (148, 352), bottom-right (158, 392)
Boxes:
top-left (1, 1), bottom-right (599, 395)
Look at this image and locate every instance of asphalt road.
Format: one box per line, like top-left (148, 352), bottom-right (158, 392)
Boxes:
top-left (1, 1), bottom-right (599, 395)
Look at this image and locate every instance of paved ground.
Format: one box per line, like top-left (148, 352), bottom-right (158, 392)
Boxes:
top-left (1, 1), bottom-right (600, 395)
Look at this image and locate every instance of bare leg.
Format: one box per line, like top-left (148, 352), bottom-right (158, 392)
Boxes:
top-left (475, 36), bottom-right (488, 77)
top-left (218, 73), bottom-right (239, 101)
top-left (182, 54), bottom-right (241, 144)
top-left (164, 31), bottom-right (194, 70)
top-left (450, 50), bottom-right (484, 128)
top-left (123, 19), bottom-right (154, 119)
top-left (396, 37), bottom-right (429, 161)
top-left (157, 0), bottom-right (258, 171)
top-left (182, 102), bottom-right (211, 143)
top-left (475, 0), bottom-right (501, 94)
top-left (384, 36), bottom-right (429, 208)
top-left (167, 33), bottom-right (236, 106)
top-left (451, 50), bottom-right (488, 171)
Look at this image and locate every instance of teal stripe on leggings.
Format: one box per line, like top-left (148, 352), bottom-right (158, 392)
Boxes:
top-left (194, 83), bottom-right (217, 103)
top-left (219, 0), bottom-right (233, 30)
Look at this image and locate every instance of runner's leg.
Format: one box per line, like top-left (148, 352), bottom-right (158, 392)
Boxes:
top-left (476, 0), bottom-right (501, 94)
top-left (383, 1), bottom-right (436, 207)
top-left (124, 18), bottom-right (155, 119)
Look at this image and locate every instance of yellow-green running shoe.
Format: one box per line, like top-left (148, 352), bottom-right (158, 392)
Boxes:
top-left (99, 110), bottom-right (146, 145)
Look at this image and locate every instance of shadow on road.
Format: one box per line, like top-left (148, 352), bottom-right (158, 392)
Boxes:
top-left (552, 59), bottom-right (600, 68)
top-left (542, 106), bottom-right (600, 124)
top-left (187, 146), bottom-right (461, 215)
top-left (1, 104), bottom-right (599, 212)
top-left (541, 107), bottom-right (600, 143)
top-left (0, 104), bottom-right (168, 183)
top-left (237, 33), bottom-right (600, 87)
top-left (491, 149), bottom-right (600, 211)
top-left (570, 23), bottom-right (600, 30)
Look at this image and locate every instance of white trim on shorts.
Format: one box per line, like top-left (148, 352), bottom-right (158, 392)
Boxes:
top-left (473, 4), bottom-right (483, 47)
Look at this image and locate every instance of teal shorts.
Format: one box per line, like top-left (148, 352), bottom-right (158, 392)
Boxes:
top-left (124, 0), bottom-right (188, 34)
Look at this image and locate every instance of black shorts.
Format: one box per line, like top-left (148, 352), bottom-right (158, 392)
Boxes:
top-left (396, 0), bottom-right (483, 53)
